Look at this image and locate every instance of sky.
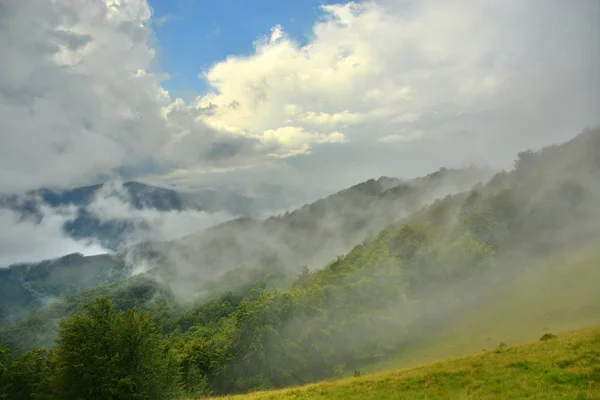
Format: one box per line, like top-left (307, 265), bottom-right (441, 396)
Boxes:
top-left (149, 0), bottom-right (341, 97)
top-left (0, 0), bottom-right (599, 195)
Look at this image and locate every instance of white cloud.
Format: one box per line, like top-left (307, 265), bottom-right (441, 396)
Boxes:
top-left (196, 0), bottom-right (599, 188)
top-left (297, 110), bottom-right (362, 126)
top-left (0, 206), bottom-right (107, 267)
top-left (262, 126), bottom-right (345, 157)
top-left (377, 130), bottom-right (424, 143)
top-left (0, 0), bottom-right (598, 196)
top-left (0, 0), bottom-right (266, 193)
top-left (269, 24), bottom-right (285, 43)
top-left (85, 182), bottom-right (233, 246)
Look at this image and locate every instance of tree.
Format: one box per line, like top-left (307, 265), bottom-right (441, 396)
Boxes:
top-left (2, 348), bottom-right (52, 400)
top-left (0, 344), bottom-right (10, 400)
top-left (53, 297), bottom-right (181, 400)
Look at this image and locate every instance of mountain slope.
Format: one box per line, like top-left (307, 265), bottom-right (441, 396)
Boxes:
top-left (359, 241), bottom-right (600, 375)
top-left (144, 165), bottom-right (493, 292)
top-left (0, 165), bottom-right (491, 331)
top-left (211, 326), bottom-right (600, 400)
top-left (1, 128), bottom-right (598, 397)
top-left (0, 253), bottom-right (130, 326)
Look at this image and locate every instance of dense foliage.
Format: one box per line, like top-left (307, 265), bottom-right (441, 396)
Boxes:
top-left (1, 298), bottom-right (181, 400)
top-left (0, 253), bottom-right (130, 326)
top-left (0, 128), bottom-right (598, 399)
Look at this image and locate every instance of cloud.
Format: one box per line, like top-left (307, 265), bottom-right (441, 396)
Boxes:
top-left (0, 180), bottom-right (235, 267)
top-left (377, 130), bottom-right (424, 143)
top-left (0, 0), bottom-right (267, 193)
top-left (0, 0), bottom-right (598, 196)
top-left (296, 110), bottom-right (362, 126)
top-left (0, 206), bottom-right (106, 267)
top-left (262, 126), bottom-right (345, 157)
top-left (84, 182), bottom-right (233, 246)
top-left (195, 0), bottom-right (599, 189)
top-left (269, 24), bottom-right (285, 43)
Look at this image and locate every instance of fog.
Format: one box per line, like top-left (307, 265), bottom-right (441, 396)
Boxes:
top-left (120, 165), bottom-right (494, 298)
top-left (233, 127), bottom-right (600, 381)
top-left (0, 206), bottom-right (106, 267)
top-left (0, 182), bottom-right (235, 267)
top-left (1, 129), bottom-right (599, 397)
top-left (85, 181), bottom-right (234, 246)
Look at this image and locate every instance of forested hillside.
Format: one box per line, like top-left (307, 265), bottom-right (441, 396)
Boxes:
top-left (0, 128), bottom-right (598, 399)
top-left (0, 165), bottom-right (490, 331)
top-left (135, 165), bottom-right (493, 294)
top-left (0, 253), bottom-right (129, 326)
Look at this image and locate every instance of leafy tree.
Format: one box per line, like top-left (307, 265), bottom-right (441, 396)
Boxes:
top-left (1, 348), bottom-right (52, 400)
top-left (0, 344), bottom-right (10, 400)
top-left (53, 297), bottom-right (181, 400)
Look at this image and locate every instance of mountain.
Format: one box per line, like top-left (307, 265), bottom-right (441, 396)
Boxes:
top-left (103, 165), bottom-right (496, 298)
top-left (193, 326), bottom-right (600, 399)
top-left (0, 181), bottom-right (265, 252)
top-left (0, 165), bottom-right (493, 330)
top-left (0, 252), bottom-right (131, 326)
top-left (1, 128), bottom-right (599, 398)
top-left (1, 128), bottom-right (598, 397)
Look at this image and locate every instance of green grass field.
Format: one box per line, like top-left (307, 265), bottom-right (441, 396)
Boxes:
top-left (210, 326), bottom-right (600, 400)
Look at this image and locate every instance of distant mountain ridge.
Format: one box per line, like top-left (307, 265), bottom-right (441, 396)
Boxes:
top-left (0, 252), bottom-right (129, 326)
top-left (0, 164), bottom-right (494, 329)
top-left (0, 181), bottom-right (289, 252)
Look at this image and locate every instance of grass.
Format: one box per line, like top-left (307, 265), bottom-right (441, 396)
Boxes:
top-left (209, 326), bottom-right (600, 399)
top-left (195, 244), bottom-right (600, 399)
top-left (360, 243), bottom-right (600, 374)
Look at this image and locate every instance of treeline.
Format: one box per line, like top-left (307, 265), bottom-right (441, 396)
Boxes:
top-left (1, 128), bottom-right (598, 399)
top-left (0, 298), bottom-right (181, 400)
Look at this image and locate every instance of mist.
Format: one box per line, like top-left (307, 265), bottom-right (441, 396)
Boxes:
top-left (1, 129), bottom-right (598, 398)
top-left (132, 165), bottom-right (495, 300)
top-left (216, 127), bottom-right (600, 384)
top-left (84, 181), bottom-right (235, 247)
top-left (0, 206), bottom-right (106, 268)
top-left (0, 179), bottom-right (240, 267)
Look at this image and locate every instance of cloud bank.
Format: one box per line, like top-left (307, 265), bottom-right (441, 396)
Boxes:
top-left (0, 0), bottom-right (598, 194)
top-left (0, 0), bottom-right (258, 193)
top-left (0, 181), bottom-right (234, 267)
top-left (194, 0), bottom-right (599, 188)
top-left (0, 206), bottom-right (106, 267)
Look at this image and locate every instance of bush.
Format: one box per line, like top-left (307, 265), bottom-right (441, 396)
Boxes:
top-left (540, 333), bottom-right (558, 342)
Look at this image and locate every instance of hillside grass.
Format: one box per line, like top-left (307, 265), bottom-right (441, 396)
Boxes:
top-left (208, 326), bottom-right (600, 399)
top-left (358, 243), bottom-right (600, 375)
top-left (195, 243), bottom-right (600, 399)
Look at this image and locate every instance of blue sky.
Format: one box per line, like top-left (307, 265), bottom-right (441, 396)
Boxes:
top-left (149, 0), bottom-right (339, 99)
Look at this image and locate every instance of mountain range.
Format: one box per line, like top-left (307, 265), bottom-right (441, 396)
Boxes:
top-left (0, 181), bottom-right (310, 253)
top-left (0, 127), bottom-right (598, 397)
top-left (0, 164), bottom-right (493, 327)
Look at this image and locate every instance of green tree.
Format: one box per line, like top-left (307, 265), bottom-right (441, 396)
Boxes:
top-left (0, 344), bottom-right (11, 400)
top-left (53, 297), bottom-right (181, 400)
top-left (1, 348), bottom-right (53, 400)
